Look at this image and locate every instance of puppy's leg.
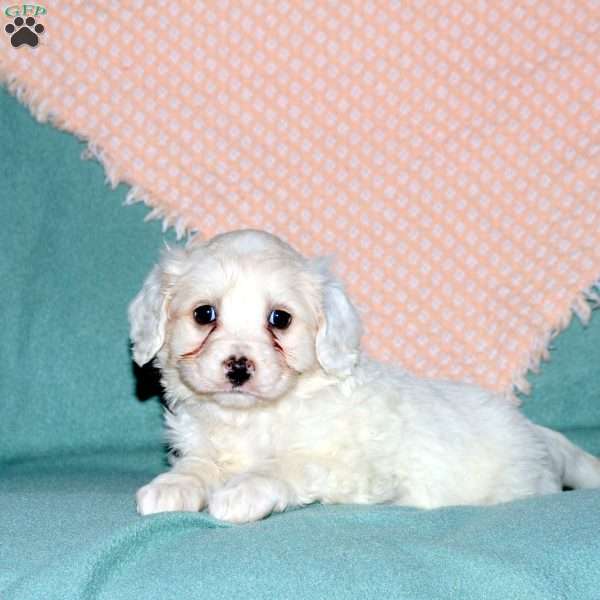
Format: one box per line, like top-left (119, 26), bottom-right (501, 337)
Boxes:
top-left (208, 473), bottom-right (296, 524)
top-left (137, 457), bottom-right (221, 516)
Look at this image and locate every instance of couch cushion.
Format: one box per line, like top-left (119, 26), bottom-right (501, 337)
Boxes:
top-left (522, 313), bottom-right (600, 456)
top-left (0, 88), bottom-right (169, 461)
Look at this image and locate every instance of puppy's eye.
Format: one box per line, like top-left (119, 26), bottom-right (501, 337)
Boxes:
top-left (193, 305), bottom-right (217, 325)
top-left (268, 309), bottom-right (292, 330)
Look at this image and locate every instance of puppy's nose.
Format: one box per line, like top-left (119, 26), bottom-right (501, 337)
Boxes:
top-left (224, 355), bottom-right (255, 387)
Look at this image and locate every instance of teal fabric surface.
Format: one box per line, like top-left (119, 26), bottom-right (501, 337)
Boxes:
top-left (2, 86), bottom-right (600, 599)
top-left (3, 456), bottom-right (600, 600)
top-left (0, 87), bottom-right (169, 462)
top-left (521, 316), bottom-right (600, 455)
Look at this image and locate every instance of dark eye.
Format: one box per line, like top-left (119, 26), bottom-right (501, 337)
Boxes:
top-left (193, 305), bottom-right (217, 325)
top-left (268, 309), bottom-right (292, 330)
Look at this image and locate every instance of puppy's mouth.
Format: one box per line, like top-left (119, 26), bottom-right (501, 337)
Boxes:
top-left (220, 385), bottom-right (256, 395)
top-left (210, 388), bottom-right (266, 409)
top-left (183, 376), bottom-right (264, 401)
top-left (186, 381), bottom-right (259, 398)
top-left (201, 382), bottom-right (286, 407)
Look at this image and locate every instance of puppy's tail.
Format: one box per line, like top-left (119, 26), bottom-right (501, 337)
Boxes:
top-left (536, 426), bottom-right (600, 489)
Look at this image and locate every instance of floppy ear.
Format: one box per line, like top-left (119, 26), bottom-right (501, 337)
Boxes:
top-left (314, 264), bottom-right (362, 377)
top-left (128, 247), bottom-right (186, 366)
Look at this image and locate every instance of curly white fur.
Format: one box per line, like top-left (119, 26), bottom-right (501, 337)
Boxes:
top-left (129, 229), bottom-right (600, 523)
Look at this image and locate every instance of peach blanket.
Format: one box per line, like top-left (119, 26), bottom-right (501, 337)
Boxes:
top-left (2, 1), bottom-right (599, 397)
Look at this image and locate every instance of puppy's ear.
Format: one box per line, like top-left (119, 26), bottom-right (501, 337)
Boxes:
top-left (128, 246), bottom-right (186, 366)
top-left (313, 260), bottom-right (362, 377)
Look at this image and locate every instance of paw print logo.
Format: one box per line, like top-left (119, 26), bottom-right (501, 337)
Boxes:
top-left (5, 16), bottom-right (44, 48)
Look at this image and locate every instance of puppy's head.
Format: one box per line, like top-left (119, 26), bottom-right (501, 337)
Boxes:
top-left (128, 230), bottom-right (361, 408)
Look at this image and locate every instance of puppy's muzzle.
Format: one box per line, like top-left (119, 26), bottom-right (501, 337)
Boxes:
top-left (224, 355), bottom-right (255, 387)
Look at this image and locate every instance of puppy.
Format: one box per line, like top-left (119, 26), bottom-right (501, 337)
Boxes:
top-left (129, 229), bottom-right (600, 523)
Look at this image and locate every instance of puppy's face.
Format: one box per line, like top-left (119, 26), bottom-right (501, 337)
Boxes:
top-left (129, 230), bottom-right (362, 408)
top-left (166, 242), bottom-right (320, 406)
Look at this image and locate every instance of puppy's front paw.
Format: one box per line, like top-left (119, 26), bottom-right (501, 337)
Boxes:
top-left (136, 475), bottom-right (206, 515)
top-left (208, 475), bottom-right (291, 524)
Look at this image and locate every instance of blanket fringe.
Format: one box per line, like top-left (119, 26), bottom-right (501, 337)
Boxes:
top-left (0, 69), bottom-right (196, 241)
top-left (1, 69), bottom-right (598, 400)
top-left (511, 283), bottom-right (600, 402)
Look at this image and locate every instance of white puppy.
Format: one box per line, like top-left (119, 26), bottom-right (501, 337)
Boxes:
top-left (129, 229), bottom-right (600, 523)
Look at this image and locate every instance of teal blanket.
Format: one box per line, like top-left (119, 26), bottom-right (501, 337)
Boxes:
top-left (3, 455), bottom-right (600, 599)
top-left (2, 87), bottom-right (600, 599)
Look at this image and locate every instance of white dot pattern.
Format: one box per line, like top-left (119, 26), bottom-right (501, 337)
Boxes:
top-left (1, 1), bottom-right (599, 394)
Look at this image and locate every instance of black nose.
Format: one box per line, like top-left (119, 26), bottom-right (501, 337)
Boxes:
top-left (224, 356), bottom-right (254, 387)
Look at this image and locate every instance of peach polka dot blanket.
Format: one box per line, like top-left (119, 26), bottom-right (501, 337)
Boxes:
top-left (1, 1), bottom-right (599, 397)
